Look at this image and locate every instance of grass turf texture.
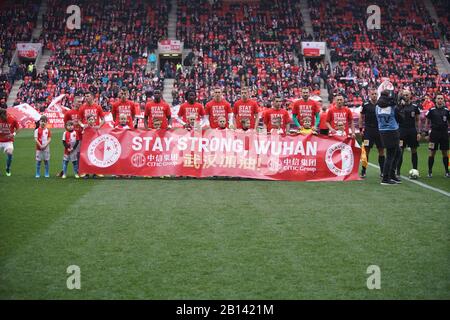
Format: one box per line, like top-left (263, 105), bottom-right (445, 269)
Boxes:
top-left (0, 129), bottom-right (449, 299)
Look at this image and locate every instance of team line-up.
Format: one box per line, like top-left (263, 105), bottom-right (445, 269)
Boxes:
top-left (0, 86), bottom-right (448, 182)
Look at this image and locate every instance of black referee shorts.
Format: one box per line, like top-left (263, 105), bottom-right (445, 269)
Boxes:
top-left (429, 129), bottom-right (449, 151)
top-left (380, 130), bottom-right (400, 149)
top-left (399, 128), bottom-right (419, 148)
top-left (363, 127), bottom-right (384, 148)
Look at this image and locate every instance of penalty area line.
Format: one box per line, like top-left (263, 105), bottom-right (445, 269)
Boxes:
top-left (367, 162), bottom-right (450, 197)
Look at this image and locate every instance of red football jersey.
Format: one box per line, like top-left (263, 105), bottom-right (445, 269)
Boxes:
top-left (64, 109), bottom-right (82, 132)
top-left (290, 99), bottom-right (320, 127)
top-left (326, 106), bottom-right (353, 134)
top-left (263, 108), bottom-right (291, 132)
top-left (177, 102), bottom-right (205, 123)
top-left (111, 100), bottom-right (137, 127)
top-left (144, 100), bottom-right (171, 129)
top-left (79, 103), bottom-right (105, 125)
top-left (34, 127), bottom-right (52, 150)
top-left (205, 99), bottom-right (232, 129)
top-left (0, 115), bottom-right (19, 142)
top-left (319, 110), bottom-right (329, 130)
top-left (62, 130), bottom-right (80, 155)
top-left (233, 99), bottom-right (259, 129)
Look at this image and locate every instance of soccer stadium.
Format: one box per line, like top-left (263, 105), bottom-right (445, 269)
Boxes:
top-left (0, 0), bottom-right (449, 302)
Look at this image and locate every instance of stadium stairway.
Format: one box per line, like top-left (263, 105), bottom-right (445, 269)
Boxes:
top-left (431, 49), bottom-right (450, 74)
top-left (168, 0), bottom-right (177, 39)
top-left (299, 0), bottom-right (314, 39)
top-left (6, 80), bottom-right (23, 107)
top-left (424, 0), bottom-right (440, 24)
top-left (31, 0), bottom-right (48, 40)
top-left (163, 78), bottom-right (175, 105)
top-left (36, 49), bottom-right (52, 75)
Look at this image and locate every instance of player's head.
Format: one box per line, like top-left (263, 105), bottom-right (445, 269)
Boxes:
top-left (272, 95), bottom-right (283, 109)
top-left (39, 115), bottom-right (48, 128)
top-left (217, 116), bottom-right (227, 129)
top-left (87, 114), bottom-right (96, 127)
top-left (369, 88), bottom-right (378, 102)
top-left (65, 120), bottom-right (74, 132)
top-left (153, 89), bottom-right (161, 102)
top-left (301, 87), bottom-right (310, 100)
top-left (335, 95), bottom-right (344, 108)
top-left (0, 108), bottom-right (6, 121)
top-left (186, 90), bottom-right (196, 104)
top-left (119, 113), bottom-right (128, 126)
top-left (402, 89), bottom-right (411, 102)
top-left (120, 87), bottom-right (129, 101)
top-left (85, 91), bottom-right (94, 104)
top-left (302, 116), bottom-right (312, 129)
top-left (213, 86), bottom-right (222, 101)
top-left (73, 95), bottom-right (83, 109)
top-left (241, 118), bottom-right (250, 130)
top-left (152, 117), bottom-right (162, 129)
top-left (436, 94), bottom-right (445, 107)
top-left (241, 87), bottom-right (250, 100)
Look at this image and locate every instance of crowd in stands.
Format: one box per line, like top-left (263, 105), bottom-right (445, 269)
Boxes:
top-left (173, 0), bottom-right (327, 106)
top-left (14, 0), bottom-right (169, 111)
top-left (309, 0), bottom-right (448, 107)
top-left (0, 0), bottom-right (40, 105)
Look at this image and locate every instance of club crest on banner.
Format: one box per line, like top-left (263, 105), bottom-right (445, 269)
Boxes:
top-left (325, 143), bottom-right (354, 176)
top-left (87, 134), bottom-right (121, 167)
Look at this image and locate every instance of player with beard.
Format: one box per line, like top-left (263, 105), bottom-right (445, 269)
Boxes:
top-left (395, 89), bottom-right (421, 176)
top-left (144, 89), bottom-right (172, 130)
top-left (290, 87), bottom-right (320, 132)
top-left (423, 94), bottom-right (449, 177)
top-left (359, 88), bottom-right (385, 178)
top-left (177, 90), bottom-right (208, 130)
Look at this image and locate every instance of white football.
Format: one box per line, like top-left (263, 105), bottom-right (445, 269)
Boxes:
top-left (409, 169), bottom-right (420, 179)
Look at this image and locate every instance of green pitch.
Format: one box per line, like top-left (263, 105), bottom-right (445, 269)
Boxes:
top-left (0, 129), bottom-right (449, 299)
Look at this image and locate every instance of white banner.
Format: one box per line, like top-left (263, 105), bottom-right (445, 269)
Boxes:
top-left (158, 40), bottom-right (183, 53)
top-left (17, 43), bottom-right (42, 59)
top-left (301, 42), bottom-right (326, 56)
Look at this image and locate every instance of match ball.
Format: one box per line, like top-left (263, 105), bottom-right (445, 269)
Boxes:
top-left (409, 169), bottom-right (420, 179)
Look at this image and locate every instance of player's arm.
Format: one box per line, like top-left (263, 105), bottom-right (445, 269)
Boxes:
top-left (166, 104), bottom-right (172, 128)
top-left (143, 107), bottom-right (149, 129)
top-left (292, 114), bottom-right (301, 127)
top-left (97, 108), bottom-right (105, 129)
top-left (177, 105), bottom-right (187, 127)
top-left (349, 111), bottom-right (356, 138)
top-left (34, 131), bottom-right (42, 149)
top-left (326, 112), bottom-right (335, 133)
top-left (111, 104), bottom-right (117, 122)
top-left (314, 112), bottom-right (320, 130)
top-left (415, 113), bottom-right (421, 141)
top-left (358, 113), bottom-right (364, 134)
top-left (228, 112), bottom-right (235, 129)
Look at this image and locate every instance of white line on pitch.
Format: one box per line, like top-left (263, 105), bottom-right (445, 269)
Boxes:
top-left (367, 162), bottom-right (450, 197)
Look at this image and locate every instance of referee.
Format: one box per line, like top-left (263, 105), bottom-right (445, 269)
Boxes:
top-left (359, 88), bottom-right (385, 178)
top-left (375, 90), bottom-right (402, 185)
top-left (423, 94), bottom-right (450, 178)
top-left (396, 89), bottom-right (421, 176)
